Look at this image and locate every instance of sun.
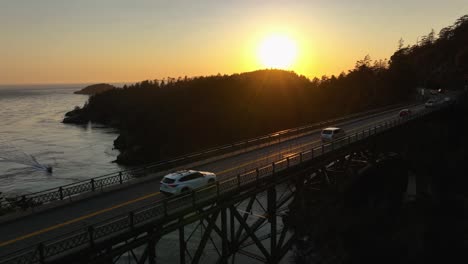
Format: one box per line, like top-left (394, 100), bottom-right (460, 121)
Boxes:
top-left (258, 34), bottom-right (298, 69)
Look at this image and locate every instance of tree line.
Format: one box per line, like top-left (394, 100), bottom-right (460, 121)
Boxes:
top-left (68, 15), bottom-right (468, 164)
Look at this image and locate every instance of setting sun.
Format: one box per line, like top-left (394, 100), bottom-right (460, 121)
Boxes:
top-left (258, 35), bottom-right (298, 69)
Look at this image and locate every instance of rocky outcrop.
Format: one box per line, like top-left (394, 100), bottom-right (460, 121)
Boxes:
top-left (113, 132), bottom-right (158, 165)
top-left (62, 115), bottom-right (88, 124)
top-left (62, 107), bottom-right (89, 124)
top-left (114, 146), bottom-right (146, 165)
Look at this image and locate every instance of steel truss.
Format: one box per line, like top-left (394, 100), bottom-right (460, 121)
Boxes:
top-left (78, 150), bottom-right (375, 264)
top-left (85, 182), bottom-right (296, 264)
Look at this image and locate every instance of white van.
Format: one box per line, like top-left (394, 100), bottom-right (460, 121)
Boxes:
top-left (321, 127), bottom-right (346, 142)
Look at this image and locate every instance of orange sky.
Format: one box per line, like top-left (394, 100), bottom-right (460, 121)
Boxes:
top-left (1, 1), bottom-right (467, 85)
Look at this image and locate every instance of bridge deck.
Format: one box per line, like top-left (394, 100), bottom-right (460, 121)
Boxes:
top-left (0, 103), bottom-right (427, 257)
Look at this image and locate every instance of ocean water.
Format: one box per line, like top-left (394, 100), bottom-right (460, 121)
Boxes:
top-left (0, 85), bottom-right (124, 196)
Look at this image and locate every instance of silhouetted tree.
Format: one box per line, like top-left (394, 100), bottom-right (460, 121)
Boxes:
top-left (355, 55), bottom-right (372, 70)
top-left (398, 38), bottom-right (405, 50)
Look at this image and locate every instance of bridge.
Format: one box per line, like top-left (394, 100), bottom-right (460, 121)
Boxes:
top-left (0, 95), bottom-right (460, 263)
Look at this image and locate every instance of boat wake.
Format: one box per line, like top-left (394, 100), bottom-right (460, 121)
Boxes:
top-left (0, 143), bottom-right (53, 174)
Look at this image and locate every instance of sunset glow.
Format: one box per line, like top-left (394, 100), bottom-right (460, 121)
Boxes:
top-left (0, 1), bottom-right (466, 84)
top-left (258, 35), bottom-right (298, 69)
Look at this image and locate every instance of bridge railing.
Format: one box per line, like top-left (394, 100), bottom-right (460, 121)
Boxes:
top-left (0, 103), bottom-right (410, 212)
top-left (0, 104), bottom-right (444, 264)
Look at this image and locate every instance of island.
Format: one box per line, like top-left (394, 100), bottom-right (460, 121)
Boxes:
top-left (74, 83), bottom-right (115, 95)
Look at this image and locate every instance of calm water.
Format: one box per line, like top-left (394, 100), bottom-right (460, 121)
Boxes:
top-left (0, 85), bottom-right (124, 196)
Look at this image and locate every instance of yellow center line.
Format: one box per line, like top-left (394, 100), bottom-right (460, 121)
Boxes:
top-left (0, 192), bottom-right (161, 247)
top-left (215, 115), bottom-right (397, 176)
top-left (1, 110), bottom-right (404, 248)
top-left (215, 139), bottom-right (319, 175)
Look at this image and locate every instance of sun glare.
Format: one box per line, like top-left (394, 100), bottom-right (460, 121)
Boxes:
top-left (258, 35), bottom-right (298, 69)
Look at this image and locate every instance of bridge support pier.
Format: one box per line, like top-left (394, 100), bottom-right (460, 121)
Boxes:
top-left (179, 218), bottom-right (185, 264)
top-left (268, 187), bottom-right (277, 264)
top-left (147, 233), bottom-right (157, 264)
top-left (221, 208), bottom-right (229, 264)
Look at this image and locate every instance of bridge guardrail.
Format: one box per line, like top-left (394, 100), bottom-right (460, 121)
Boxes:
top-left (0, 103), bottom-right (447, 264)
top-left (0, 102), bottom-right (412, 214)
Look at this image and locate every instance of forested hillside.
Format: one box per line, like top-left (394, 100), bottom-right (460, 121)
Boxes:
top-left (64, 15), bottom-right (468, 164)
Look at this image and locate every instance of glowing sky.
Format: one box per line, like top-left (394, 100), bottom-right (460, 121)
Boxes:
top-left (1, 0), bottom-right (467, 84)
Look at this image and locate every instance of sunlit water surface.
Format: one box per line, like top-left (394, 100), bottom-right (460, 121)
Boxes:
top-left (0, 85), bottom-right (124, 196)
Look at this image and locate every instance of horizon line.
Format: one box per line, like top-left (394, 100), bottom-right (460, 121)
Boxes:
top-left (0, 68), bottom-right (354, 86)
top-left (0, 68), bottom-right (328, 87)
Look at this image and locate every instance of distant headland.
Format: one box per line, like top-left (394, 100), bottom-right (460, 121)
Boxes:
top-left (74, 83), bottom-right (115, 95)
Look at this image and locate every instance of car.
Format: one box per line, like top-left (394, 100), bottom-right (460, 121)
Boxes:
top-left (399, 108), bottom-right (412, 117)
top-left (321, 127), bottom-right (345, 142)
top-left (425, 99), bottom-right (436, 108)
top-left (160, 170), bottom-right (216, 195)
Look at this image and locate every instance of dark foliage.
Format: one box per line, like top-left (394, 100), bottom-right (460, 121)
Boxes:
top-left (65, 15), bottom-right (468, 164)
top-left (389, 15), bottom-right (468, 90)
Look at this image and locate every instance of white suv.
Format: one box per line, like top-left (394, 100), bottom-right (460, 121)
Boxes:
top-left (321, 127), bottom-right (346, 142)
top-left (160, 170), bottom-right (216, 195)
